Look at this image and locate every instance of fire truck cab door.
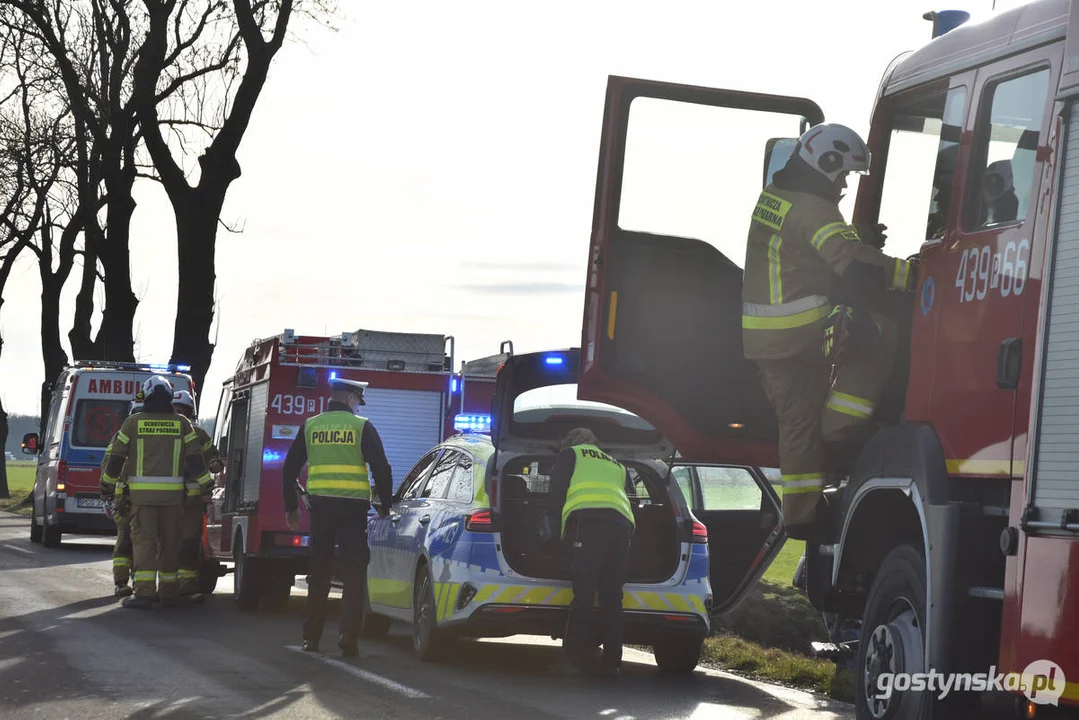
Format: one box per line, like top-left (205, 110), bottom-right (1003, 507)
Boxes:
top-left (577, 75), bottom-right (825, 469)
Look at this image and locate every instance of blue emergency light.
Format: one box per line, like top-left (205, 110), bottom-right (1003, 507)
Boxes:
top-left (263, 448), bottom-right (284, 463)
top-left (544, 355), bottom-right (564, 366)
top-left (454, 414), bottom-right (491, 433)
top-left (329, 371), bottom-right (337, 381)
top-left (451, 378), bottom-right (458, 393)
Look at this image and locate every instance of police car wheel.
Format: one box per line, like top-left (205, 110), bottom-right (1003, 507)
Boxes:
top-left (653, 637), bottom-right (703, 674)
top-left (42, 512), bottom-right (61, 548)
top-left (412, 567), bottom-right (444, 661)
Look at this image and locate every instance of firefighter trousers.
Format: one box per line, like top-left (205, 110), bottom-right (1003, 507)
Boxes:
top-left (564, 512), bottom-right (632, 670)
top-left (303, 496), bottom-right (370, 644)
top-left (756, 311), bottom-right (895, 533)
top-left (178, 497), bottom-right (205, 595)
top-left (130, 503), bottom-right (184, 599)
top-left (112, 499), bottom-right (133, 586)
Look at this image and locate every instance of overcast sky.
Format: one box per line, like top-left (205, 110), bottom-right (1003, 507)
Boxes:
top-left (1, 0), bottom-right (1012, 417)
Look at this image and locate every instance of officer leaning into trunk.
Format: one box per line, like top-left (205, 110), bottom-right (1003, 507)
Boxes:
top-left (548, 427), bottom-right (635, 677)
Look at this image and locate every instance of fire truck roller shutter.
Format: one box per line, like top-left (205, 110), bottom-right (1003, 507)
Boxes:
top-left (358, 388), bottom-right (444, 493)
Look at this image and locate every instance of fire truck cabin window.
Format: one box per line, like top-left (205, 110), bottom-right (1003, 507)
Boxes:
top-left (877, 86), bottom-right (966, 259)
top-left (966, 68), bottom-right (1050, 230)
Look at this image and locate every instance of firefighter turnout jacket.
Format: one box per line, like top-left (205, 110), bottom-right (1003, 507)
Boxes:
top-left (185, 425), bottom-right (220, 499)
top-left (742, 185), bottom-right (915, 360)
top-left (102, 413), bottom-right (212, 505)
top-left (555, 444), bottom-right (635, 537)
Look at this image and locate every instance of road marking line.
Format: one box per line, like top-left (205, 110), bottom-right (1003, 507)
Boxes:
top-left (284, 645), bottom-right (431, 699)
top-left (1, 543), bottom-right (32, 554)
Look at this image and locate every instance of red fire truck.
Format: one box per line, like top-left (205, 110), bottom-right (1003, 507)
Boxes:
top-left (577, 2), bottom-right (1079, 717)
top-left (444, 340), bottom-right (513, 434)
top-left (200, 328), bottom-right (454, 610)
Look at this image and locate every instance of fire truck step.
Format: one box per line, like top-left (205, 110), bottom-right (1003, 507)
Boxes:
top-left (810, 640), bottom-right (858, 661)
top-left (967, 586), bottom-right (1004, 600)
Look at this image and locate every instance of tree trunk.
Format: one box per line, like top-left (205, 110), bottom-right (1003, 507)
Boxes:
top-left (170, 190), bottom-right (225, 391)
top-left (40, 237), bottom-right (69, 431)
top-left (68, 226), bottom-right (100, 361)
top-left (0, 400), bottom-right (9, 500)
top-left (93, 174), bottom-right (138, 361)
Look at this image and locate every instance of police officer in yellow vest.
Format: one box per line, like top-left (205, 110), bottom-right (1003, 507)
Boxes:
top-left (282, 378), bottom-right (393, 657)
top-left (548, 427), bottom-right (634, 677)
top-left (172, 389), bottom-right (223, 603)
top-left (742, 123), bottom-right (917, 541)
top-left (101, 396), bottom-right (144, 598)
top-left (102, 376), bottom-right (213, 608)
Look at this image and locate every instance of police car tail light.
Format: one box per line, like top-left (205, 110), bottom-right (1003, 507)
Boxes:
top-left (465, 509), bottom-right (495, 532)
top-left (690, 520), bottom-right (708, 543)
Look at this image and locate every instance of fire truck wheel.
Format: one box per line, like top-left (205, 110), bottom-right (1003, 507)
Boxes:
top-left (198, 557), bottom-right (221, 596)
top-left (855, 544), bottom-right (930, 720)
top-left (262, 572), bottom-right (293, 612)
top-left (233, 532), bottom-right (264, 611)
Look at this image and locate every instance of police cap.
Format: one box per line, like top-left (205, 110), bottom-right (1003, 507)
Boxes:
top-left (331, 378), bottom-right (368, 405)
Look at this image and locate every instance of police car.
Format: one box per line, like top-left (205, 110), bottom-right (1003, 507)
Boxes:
top-left (361, 349), bottom-right (786, 673)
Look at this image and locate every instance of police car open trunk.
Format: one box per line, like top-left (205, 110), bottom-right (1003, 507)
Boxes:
top-left (487, 350), bottom-right (681, 583)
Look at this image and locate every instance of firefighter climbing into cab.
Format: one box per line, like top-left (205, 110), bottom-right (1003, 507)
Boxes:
top-left (741, 123), bottom-right (918, 540)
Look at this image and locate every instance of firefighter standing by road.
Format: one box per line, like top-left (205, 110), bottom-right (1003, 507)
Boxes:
top-left (548, 427), bottom-right (634, 677)
top-left (101, 395), bottom-right (144, 598)
top-left (172, 390), bottom-right (223, 603)
top-left (102, 376), bottom-right (212, 608)
top-left (282, 378), bottom-right (393, 657)
top-left (741, 123), bottom-right (917, 540)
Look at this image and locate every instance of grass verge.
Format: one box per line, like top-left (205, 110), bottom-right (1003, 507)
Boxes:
top-left (0, 463), bottom-right (35, 516)
top-left (702, 552), bottom-right (856, 703)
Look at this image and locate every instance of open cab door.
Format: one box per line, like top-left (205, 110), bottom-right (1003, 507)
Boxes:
top-left (579, 75), bottom-right (825, 468)
top-left (670, 461), bottom-right (785, 616)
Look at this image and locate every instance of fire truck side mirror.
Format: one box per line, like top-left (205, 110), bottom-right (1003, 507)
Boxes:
top-left (763, 137), bottom-right (798, 188)
top-left (21, 433), bottom-right (39, 455)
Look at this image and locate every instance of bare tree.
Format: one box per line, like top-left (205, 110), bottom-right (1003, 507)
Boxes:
top-left (0, 20), bottom-right (73, 498)
top-left (134, 0), bottom-right (337, 390)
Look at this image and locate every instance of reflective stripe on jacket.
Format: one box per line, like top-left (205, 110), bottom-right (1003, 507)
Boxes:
top-left (184, 426), bottom-right (219, 497)
top-left (561, 444), bottom-right (635, 536)
top-left (742, 185), bottom-right (912, 360)
top-left (304, 411), bottom-right (370, 501)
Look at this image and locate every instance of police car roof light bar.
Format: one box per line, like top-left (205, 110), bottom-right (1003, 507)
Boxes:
top-left (454, 413), bottom-right (491, 433)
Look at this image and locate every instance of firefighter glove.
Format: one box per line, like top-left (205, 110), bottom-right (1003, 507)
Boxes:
top-left (855, 223), bottom-right (888, 249)
top-left (823, 305), bottom-right (855, 362)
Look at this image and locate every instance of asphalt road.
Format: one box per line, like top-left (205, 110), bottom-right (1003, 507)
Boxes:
top-left (0, 512), bottom-right (855, 720)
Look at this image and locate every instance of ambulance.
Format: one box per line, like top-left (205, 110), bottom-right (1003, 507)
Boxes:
top-left (21, 361), bottom-right (195, 547)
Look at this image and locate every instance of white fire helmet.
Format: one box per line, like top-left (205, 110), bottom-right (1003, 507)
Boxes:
top-left (796, 123), bottom-right (872, 184)
top-left (141, 375), bottom-right (173, 401)
top-left (129, 400), bottom-right (144, 415)
top-left (173, 390), bottom-right (196, 415)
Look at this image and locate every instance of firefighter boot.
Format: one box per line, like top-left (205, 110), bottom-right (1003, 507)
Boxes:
top-left (114, 584), bottom-right (133, 598)
top-left (122, 595), bottom-right (153, 609)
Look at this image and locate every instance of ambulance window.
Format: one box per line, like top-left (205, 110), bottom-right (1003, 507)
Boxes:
top-left (696, 466), bottom-right (762, 511)
top-left (72, 399), bottom-right (129, 448)
top-left (966, 68), bottom-right (1050, 229)
top-left (877, 85), bottom-right (967, 256)
top-left (43, 393), bottom-right (65, 450)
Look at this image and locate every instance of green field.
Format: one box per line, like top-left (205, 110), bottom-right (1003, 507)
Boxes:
top-left (1, 462), bottom-right (35, 516)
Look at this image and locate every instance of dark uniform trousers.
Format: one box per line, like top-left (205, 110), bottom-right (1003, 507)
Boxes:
top-left (304, 496), bottom-right (370, 643)
top-left (565, 512), bottom-right (632, 668)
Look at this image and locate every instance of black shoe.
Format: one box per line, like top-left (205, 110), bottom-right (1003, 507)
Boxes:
top-left (301, 640), bottom-right (319, 653)
top-left (181, 593), bottom-right (206, 605)
top-left (338, 635), bottom-right (358, 658)
top-left (122, 596), bottom-right (153, 609)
